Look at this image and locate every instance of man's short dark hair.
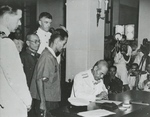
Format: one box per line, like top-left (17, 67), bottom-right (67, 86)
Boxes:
top-left (0, 5), bottom-right (19, 16)
top-left (26, 33), bottom-right (38, 41)
top-left (39, 12), bottom-right (52, 20)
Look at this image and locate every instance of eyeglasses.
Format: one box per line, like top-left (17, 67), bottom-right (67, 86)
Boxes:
top-left (29, 40), bottom-right (41, 44)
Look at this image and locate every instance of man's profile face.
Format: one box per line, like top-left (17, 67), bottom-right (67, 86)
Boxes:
top-left (56, 37), bottom-right (68, 53)
top-left (39, 17), bottom-right (52, 32)
top-left (93, 65), bottom-right (108, 81)
top-left (7, 10), bottom-right (22, 32)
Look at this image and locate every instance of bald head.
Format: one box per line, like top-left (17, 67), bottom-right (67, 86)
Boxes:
top-left (26, 33), bottom-right (39, 41)
top-left (92, 60), bottom-right (108, 81)
top-left (93, 60), bottom-right (108, 69)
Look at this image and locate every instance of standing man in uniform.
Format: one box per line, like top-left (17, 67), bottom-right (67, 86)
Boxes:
top-left (0, 5), bottom-right (32, 117)
top-left (70, 60), bottom-right (108, 102)
top-left (20, 33), bottom-right (40, 88)
top-left (36, 12), bottom-right (52, 54)
top-left (30, 28), bottom-right (68, 117)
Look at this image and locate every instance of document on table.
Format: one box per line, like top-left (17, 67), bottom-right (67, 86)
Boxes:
top-left (77, 109), bottom-right (116, 117)
top-left (95, 100), bottom-right (122, 105)
top-left (68, 97), bottom-right (90, 106)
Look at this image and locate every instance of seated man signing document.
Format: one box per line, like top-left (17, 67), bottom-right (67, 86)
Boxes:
top-left (70, 60), bottom-right (108, 103)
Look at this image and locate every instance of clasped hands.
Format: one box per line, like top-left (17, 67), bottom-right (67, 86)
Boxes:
top-left (96, 91), bottom-right (108, 101)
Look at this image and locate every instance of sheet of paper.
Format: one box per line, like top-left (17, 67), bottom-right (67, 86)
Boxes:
top-left (95, 100), bottom-right (122, 105)
top-left (68, 97), bottom-right (90, 106)
top-left (77, 109), bottom-right (116, 117)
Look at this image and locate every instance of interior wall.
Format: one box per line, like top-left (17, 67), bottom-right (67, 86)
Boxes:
top-left (112, 0), bottom-right (120, 34)
top-left (112, 0), bottom-right (139, 35)
top-left (66, 0), bottom-right (105, 81)
top-left (138, 0), bottom-right (150, 45)
top-left (37, 0), bottom-right (65, 29)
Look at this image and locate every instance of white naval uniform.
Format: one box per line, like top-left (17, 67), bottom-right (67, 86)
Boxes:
top-left (36, 28), bottom-right (61, 63)
top-left (0, 25), bottom-right (32, 117)
top-left (114, 46), bottom-right (132, 85)
top-left (70, 69), bottom-right (107, 102)
top-left (36, 28), bottom-right (51, 54)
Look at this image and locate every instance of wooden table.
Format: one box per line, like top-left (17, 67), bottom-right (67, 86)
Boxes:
top-left (51, 90), bottom-right (150, 117)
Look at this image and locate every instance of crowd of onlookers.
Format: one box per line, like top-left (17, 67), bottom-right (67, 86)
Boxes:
top-left (103, 33), bottom-right (150, 94)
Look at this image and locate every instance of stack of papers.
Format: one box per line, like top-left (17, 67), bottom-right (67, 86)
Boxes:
top-left (95, 100), bottom-right (122, 105)
top-left (77, 109), bottom-right (116, 117)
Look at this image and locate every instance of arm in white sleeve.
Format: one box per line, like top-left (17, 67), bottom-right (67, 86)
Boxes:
top-left (72, 75), bottom-right (96, 102)
top-left (0, 39), bottom-right (32, 108)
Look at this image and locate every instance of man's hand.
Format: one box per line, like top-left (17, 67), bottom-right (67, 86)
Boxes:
top-left (27, 105), bottom-right (31, 112)
top-left (96, 91), bottom-right (108, 101)
top-left (40, 101), bottom-right (46, 117)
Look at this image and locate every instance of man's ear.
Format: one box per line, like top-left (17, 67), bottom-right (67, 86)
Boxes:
top-left (93, 66), bottom-right (98, 71)
top-left (26, 41), bottom-right (30, 46)
top-left (39, 20), bottom-right (41, 26)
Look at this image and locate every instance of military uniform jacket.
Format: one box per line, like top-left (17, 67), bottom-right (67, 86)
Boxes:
top-left (20, 48), bottom-right (39, 88)
top-left (30, 47), bottom-right (61, 102)
top-left (70, 69), bottom-right (107, 102)
top-left (0, 25), bottom-right (32, 117)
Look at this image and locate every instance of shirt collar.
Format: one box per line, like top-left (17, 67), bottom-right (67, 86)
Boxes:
top-left (37, 27), bottom-right (50, 35)
top-left (47, 46), bottom-right (57, 59)
top-left (0, 24), bottom-right (10, 36)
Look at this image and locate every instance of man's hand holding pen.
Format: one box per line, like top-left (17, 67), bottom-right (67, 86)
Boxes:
top-left (96, 91), bottom-right (108, 101)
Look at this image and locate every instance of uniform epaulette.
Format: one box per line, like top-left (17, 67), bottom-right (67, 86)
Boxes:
top-left (141, 71), bottom-right (147, 74)
top-left (82, 73), bottom-right (88, 78)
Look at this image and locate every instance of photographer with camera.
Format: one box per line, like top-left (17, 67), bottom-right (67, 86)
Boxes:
top-left (112, 33), bottom-right (132, 91)
top-left (134, 38), bottom-right (150, 71)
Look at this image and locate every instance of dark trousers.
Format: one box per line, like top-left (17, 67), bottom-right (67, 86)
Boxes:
top-left (29, 99), bottom-right (59, 117)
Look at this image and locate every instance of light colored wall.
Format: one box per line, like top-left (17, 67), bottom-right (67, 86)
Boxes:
top-left (66, 0), bottom-right (105, 81)
top-left (112, 0), bottom-right (120, 34)
top-left (138, 0), bottom-right (150, 45)
top-left (37, 0), bottom-right (65, 28)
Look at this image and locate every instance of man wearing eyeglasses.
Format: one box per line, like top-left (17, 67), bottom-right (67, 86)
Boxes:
top-left (20, 33), bottom-right (40, 88)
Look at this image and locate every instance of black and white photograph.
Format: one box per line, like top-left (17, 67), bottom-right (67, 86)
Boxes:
top-left (0, 0), bottom-right (150, 117)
